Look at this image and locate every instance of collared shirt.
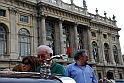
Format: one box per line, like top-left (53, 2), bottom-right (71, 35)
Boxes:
top-left (65, 62), bottom-right (98, 83)
top-left (35, 61), bottom-right (65, 76)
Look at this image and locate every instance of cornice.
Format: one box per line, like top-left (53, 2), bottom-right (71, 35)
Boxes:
top-left (90, 20), bottom-right (120, 31)
top-left (38, 2), bottom-right (91, 20)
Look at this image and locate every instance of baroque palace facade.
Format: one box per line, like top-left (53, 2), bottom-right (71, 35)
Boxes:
top-left (0, 0), bottom-right (124, 80)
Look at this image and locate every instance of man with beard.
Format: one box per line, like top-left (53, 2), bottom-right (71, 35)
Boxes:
top-left (65, 49), bottom-right (98, 83)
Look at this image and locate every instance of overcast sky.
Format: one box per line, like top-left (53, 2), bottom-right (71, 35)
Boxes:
top-left (62, 0), bottom-right (124, 55)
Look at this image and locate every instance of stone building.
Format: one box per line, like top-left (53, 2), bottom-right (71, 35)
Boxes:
top-left (0, 0), bottom-right (124, 80)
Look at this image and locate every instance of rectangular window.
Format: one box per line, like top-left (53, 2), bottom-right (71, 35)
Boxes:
top-left (21, 43), bottom-right (25, 56)
top-left (91, 32), bottom-right (96, 37)
top-left (119, 73), bottom-right (123, 79)
top-left (0, 9), bottom-right (6, 17)
top-left (112, 36), bottom-right (115, 41)
top-left (20, 15), bottom-right (28, 23)
top-left (98, 72), bottom-right (102, 79)
top-left (103, 34), bottom-right (107, 38)
top-left (0, 41), bottom-right (4, 54)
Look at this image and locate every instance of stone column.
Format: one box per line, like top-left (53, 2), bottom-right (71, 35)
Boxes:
top-left (74, 22), bottom-right (78, 53)
top-left (116, 35), bottom-right (124, 65)
top-left (108, 33), bottom-right (116, 65)
top-left (98, 29), bottom-right (107, 65)
top-left (39, 13), bottom-right (47, 45)
top-left (32, 14), bottom-right (38, 56)
top-left (70, 26), bottom-right (74, 58)
top-left (59, 18), bottom-right (64, 54)
top-left (8, 7), bottom-right (18, 59)
top-left (87, 27), bottom-right (95, 63)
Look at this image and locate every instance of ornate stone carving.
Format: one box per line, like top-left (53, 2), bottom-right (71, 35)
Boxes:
top-left (31, 13), bottom-right (38, 18)
top-left (74, 21), bottom-right (78, 25)
top-left (97, 29), bottom-right (102, 34)
top-left (40, 12), bottom-right (48, 18)
top-left (8, 7), bottom-right (18, 14)
top-left (59, 17), bottom-right (64, 22)
top-left (107, 32), bottom-right (111, 36)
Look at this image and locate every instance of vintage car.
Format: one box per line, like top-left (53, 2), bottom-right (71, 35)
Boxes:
top-left (0, 54), bottom-right (76, 83)
top-left (0, 71), bottom-right (76, 83)
top-left (115, 79), bottom-right (124, 83)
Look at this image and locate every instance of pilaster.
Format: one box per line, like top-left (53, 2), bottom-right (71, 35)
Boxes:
top-left (116, 35), bottom-right (124, 65)
top-left (97, 29), bottom-right (107, 65)
top-left (31, 14), bottom-right (38, 55)
top-left (87, 27), bottom-right (95, 63)
top-left (108, 32), bottom-right (116, 65)
top-left (8, 7), bottom-right (18, 59)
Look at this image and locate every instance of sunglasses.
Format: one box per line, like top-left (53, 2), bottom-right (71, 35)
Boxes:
top-left (37, 54), bottom-right (48, 59)
top-left (22, 62), bottom-right (30, 65)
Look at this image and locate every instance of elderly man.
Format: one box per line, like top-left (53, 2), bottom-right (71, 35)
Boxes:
top-left (35, 45), bottom-right (65, 76)
top-left (65, 49), bottom-right (98, 83)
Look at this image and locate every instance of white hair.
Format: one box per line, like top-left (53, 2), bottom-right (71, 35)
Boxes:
top-left (36, 45), bottom-right (53, 55)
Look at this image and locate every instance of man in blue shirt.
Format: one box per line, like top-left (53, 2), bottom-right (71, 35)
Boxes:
top-left (65, 49), bottom-right (98, 83)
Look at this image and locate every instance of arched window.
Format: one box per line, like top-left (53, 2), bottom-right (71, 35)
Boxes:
top-left (18, 28), bottom-right (30, 56)
top-left (113, 45), bottom-right (119, 63)
top-left (45, 21), bottom-right (55, 54)
top-left (92, 41), bottom-right (99, 62)
top-left (104, 43), bottom-right (110, 63)
top-left (0, 24), bottom-right (7, 54)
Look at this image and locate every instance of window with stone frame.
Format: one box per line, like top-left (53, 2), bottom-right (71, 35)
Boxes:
top-left (18, 28), bottom-right (30, 56)
top-left (62, 25), bottom-right (70, 55)
top-left (0, 9), bottom-right (6, 17)
top-left (104, 43), bottom-right (110, 63)
top-left (77, 27), bottom-right (84, 50)
top-left (119, 72), bottom-right (123, 79)
top-left (91, 32), bottom-right (96, 37)
top-left (45, 21), bottom-right (55, 54)
top-left (92, 41), bottom-right (99, 62)
top-left (112, 36), bottom-right (115, 41)
top-left (20, 15), bottom-right (28, 23)
top-left (0, 24), bottom-right (7, 54)
top-left (103, 34), bottom-right (107, 39)
top-left (98, 72), bottom-right (102, 80)
top-left (113, 45), bottom-right (119, 63)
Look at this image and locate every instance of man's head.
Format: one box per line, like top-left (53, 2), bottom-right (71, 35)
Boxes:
top-left (74, 49), bottom-right (89, 65)
top-left (36, 45), bottom-right (53, 64)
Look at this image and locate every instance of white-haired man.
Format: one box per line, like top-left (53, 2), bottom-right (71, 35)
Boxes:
top-left (35, 45), bottom-right (65, 76)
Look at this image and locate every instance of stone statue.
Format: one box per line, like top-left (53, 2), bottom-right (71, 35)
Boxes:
top-left (83, 0), bottom-right (86, 7)
top-left (70, 0), bottom-right (74, 4)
